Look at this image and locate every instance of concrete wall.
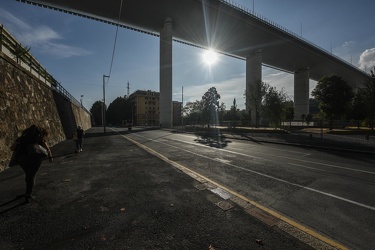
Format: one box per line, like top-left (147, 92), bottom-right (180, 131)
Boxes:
top-left (53, 92), bottom-right (91, 139)
top-left (0, 55), bottom-right (91, 171)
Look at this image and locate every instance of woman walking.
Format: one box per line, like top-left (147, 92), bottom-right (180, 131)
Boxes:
top-left (16, 125), bottom-right (53, 203)
top-left (75, 125), bottom-right (85, 153)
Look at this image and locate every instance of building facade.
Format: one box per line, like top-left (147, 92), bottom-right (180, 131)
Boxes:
top-left (173, 101), bottom-right (182, 126)
top-left (128, 90), bottom-right (160, 126)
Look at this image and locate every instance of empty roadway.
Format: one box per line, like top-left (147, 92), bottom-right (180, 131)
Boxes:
top-left (121, 127), bottom-right (375, 250)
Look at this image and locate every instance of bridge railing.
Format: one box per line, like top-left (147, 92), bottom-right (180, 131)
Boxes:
top-left (220, 0), bottom-right (369, 76)
top-left (0, 24), bottom-right (90, 113)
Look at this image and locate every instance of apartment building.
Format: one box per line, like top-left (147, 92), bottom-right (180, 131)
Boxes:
top-left (127, 90), bottom-right (183, 126)
top-left (128, 90), bottom-right (160, 126)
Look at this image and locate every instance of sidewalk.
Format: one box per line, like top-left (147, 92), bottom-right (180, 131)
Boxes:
top-left (1, 127), bottom-right (327, 249)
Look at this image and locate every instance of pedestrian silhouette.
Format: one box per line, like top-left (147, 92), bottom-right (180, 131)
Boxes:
top-left (13, 125), bottom-right (53, 203)
top-left (74, 125), bottom-right (85, 153)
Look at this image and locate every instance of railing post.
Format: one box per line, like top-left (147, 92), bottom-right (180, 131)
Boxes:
top-left (0, 25), bottom-right (3, 54)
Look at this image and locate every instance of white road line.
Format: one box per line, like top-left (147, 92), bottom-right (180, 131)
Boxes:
top-left (129, 132), bottom-right (375, 211)
top-left (177, 133), bottom-right (311, 155)
top-left (289, 163), bottom-right (332, 173)
top-left (169, 136), bottom-right (375, 175)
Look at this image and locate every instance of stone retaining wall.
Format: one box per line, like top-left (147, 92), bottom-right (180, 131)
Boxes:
top-left (0, 55), bottom-right (91, 171)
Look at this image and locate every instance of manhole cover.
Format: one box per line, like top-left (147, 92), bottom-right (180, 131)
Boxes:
top-left (215, 200), bottom-right (234, 211)
top-left (195, 183), bottom-right (207, 190)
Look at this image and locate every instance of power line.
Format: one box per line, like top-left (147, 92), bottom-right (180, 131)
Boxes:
top-left (107, 0), bottom-right (123, 83)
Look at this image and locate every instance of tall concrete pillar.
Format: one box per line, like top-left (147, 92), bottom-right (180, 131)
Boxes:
top-left (294, 68), bottom-right (310, 120)
top-left (160, 17), bottom-right (173, 128)
top-left (246, 49), bottom-right (262, 126)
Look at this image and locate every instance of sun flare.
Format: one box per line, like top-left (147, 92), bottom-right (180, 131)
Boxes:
top-left (202, 49), bottom-right (218, 65)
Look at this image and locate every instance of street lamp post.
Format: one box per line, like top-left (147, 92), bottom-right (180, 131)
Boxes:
top-left (103, 75), bottom-right (109, 133)
top-left (181, 86), bottom-right (183, 131)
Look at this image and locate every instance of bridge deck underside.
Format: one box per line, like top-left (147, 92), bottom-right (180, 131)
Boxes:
top-left (21, 0), bottom-right (369, 85)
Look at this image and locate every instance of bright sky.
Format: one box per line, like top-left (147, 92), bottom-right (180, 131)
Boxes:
top-left (1, 0), bottom-right (374, 110)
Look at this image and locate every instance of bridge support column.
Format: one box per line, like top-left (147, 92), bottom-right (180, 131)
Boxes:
top-left (246, 49), bottom-right (262, 126)
top-left (160, 17), bottom-right (173, 128)
top-left (294, 68), bottom-right (310, 120)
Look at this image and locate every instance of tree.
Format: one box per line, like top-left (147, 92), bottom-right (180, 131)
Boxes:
top-left (309, 98), bottom-right (320, 114)
top-left (106, 97), bottom-right (132, 125)
top-left (360, 68), bottom-right (375, 130)
top-left (284, 101), bottom-right (295, 127)
top-left (305, 113), bottom-right (313, 126)
top-left (351, 91), bottom-right (367, 129)
top-left (218, 102), bottom-right (226, 125)
top-left (262, 87), bottom-right (288, 128)
top-left (311, 75), bottom-right (354, 130)
top-left (90, 101), bottom-right (105, 126)
top-left (201, 87), bottom-right (221, 127)
top-left (239, 109), bottom-right (250, 126)
top-left (244, 80), bottom-right (269, 127)
top-left (14, 43), bottom-right (31, 64)
top-left (229, 98), bottom-right (239, 125)
top-left (183, 101), bottom-right (202, 125)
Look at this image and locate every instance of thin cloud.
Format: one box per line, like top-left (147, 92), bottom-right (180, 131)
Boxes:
top-left (0, 8), bottom-right (30, 31)
top-left (342, 41), bottom-right (356, 48)
top-left (21, 26), bottom-right (61, 46)
top-left (358, 48), bottom-right (375, 71)
top-left (0, 8), bottom-right (92, 58)
top-left (332, 41), bottom-right (357, 64)
top-left (39, 42), bottom-right (92, 59)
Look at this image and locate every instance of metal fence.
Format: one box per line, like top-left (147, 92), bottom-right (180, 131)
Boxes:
top-left (0, 24), bottom-right (90, 113)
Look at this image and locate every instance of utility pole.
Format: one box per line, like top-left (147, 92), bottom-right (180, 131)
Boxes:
top-left (181, 86), bottom-right (183, 131)
top-left (103, 75), bottom-right (109, 133)
top-left (127, 81), bottom-right (130, 98)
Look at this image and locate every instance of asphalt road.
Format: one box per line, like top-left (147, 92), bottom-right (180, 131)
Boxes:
top-left (121, 127), bottom-right (375, 250)
top-left (0, 127), bottom-right (317, 250)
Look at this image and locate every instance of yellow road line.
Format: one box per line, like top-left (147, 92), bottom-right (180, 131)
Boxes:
top-left (121, 133), bottom-right (348, 250)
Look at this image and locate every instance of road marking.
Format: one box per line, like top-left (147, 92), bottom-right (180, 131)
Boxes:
top-left (128, 132), bottom-right (375, 211)
top-left (284, 157), bottom-right (375, 175)
top-left (289, 162), bottom-right (335, 173)
top-left (169, 136), bottom-right (375, 175)
top-left (120, 132), bottom-right (349, 250)
top-left (214, 158), bottom-right (231, 164)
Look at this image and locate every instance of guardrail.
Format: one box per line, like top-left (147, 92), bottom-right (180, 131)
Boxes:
top-left (0, 24), bottom-right (90, 113)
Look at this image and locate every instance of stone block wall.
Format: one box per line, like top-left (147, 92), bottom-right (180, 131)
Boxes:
top-left (0, 55), bottom-right (91, 171)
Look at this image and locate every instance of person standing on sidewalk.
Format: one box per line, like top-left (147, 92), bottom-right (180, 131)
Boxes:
top-left (16, 125), bottom-right (53, 203)
top-left (75, 125), bottom-right (85, 153)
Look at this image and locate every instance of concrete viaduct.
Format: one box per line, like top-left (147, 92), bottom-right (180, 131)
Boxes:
top-left (19, 0), bottom-right (370, 127)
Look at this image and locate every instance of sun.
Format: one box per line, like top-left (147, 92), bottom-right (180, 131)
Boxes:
top-left (202, 49), bottom-right (218, 65)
